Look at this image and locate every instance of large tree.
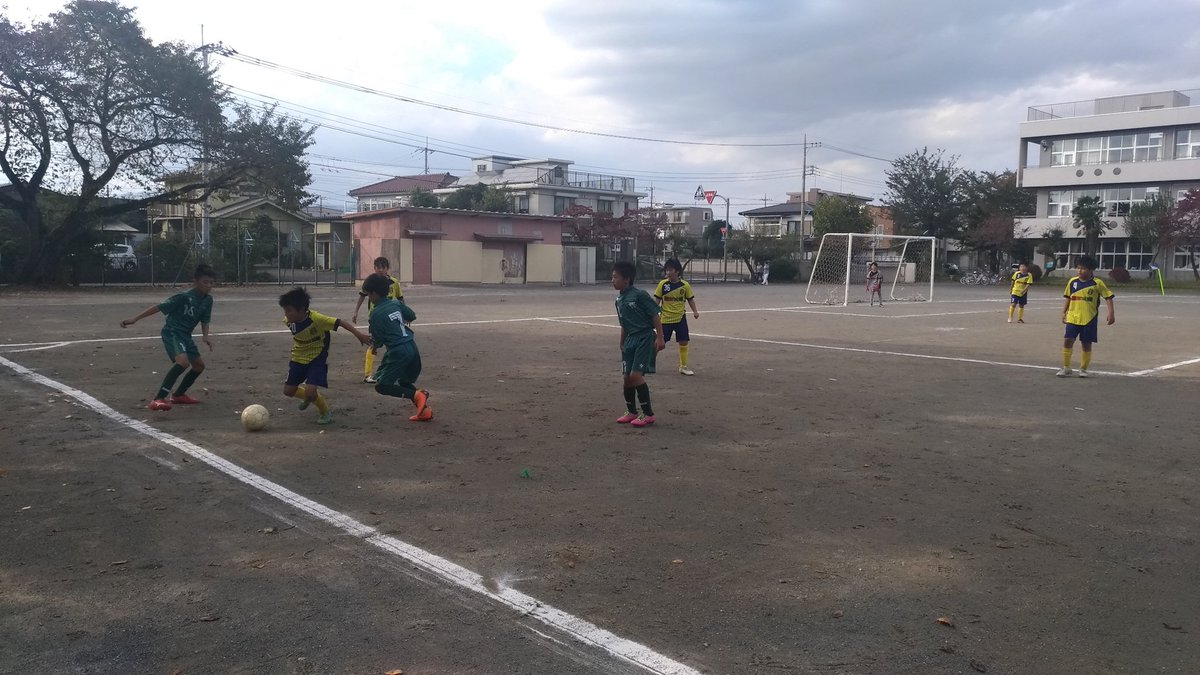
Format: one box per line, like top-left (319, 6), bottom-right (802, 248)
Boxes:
top-left (1124, 192), bottom-right (1174, 268)
top-left (1071, 195), bottom-right (1114, 258)
top-left (441, 182), bottom-right (513, 212)
top-left (958, 170), bottom-right (1036, 269)
top-left (811, 196), bottom-right (874, 237)
top-left (0, 1), bottom-right (314, 284)
top-left (1167, 188), bottom-right (1200, 279)
top-left (883, 147), bottom-right (965, 240)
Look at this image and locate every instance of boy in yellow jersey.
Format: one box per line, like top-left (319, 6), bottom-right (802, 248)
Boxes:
top-left (1008, 263), bottom-right (1034, 323)
top-left (352, 257), bottom-right (404, 383)
top-left (280, 287), bottom-right (372, 424)
top-left (653, 258), bottom-right (700, 375)
top-left (1058, 256), bottom-right (1115, 378)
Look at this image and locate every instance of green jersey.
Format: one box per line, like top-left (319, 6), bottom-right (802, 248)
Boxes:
top-left (615, 286), bottom-right (660, 337)
top-left (368, 298), bottom-right (417, 350)
top-left (158, 289), bottom-right (213, 335)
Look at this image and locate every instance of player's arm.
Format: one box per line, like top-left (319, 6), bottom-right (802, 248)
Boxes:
top-left (687, 297), bottom-right (699, 318)
top-left (200, 322), bottom-right (213, 350)
top-left (336, 318), bottom-right (373, 346)
top-left (1105, 297), bottom-right (1115, 325)
top-left (1061, 296), bottom-right (1071, 324)
top-left (352, 293), bottom-right (367, 324)
top-left (120, 304), bottom-right (161, 327)
top-left (652, 314), bottom-right (665, 352)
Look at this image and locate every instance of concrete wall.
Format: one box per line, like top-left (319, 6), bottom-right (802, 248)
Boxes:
top-left (433, 240), bottom-right (484, 283)
top-left (526, 244), bottom-right (563, 283)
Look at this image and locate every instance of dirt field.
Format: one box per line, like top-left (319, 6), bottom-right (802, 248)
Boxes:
top-left (1, 281), bottom-right (1197, 674)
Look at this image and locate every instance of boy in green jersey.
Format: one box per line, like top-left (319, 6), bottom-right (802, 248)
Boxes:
top-left (352, 256), bottom-right (405, 383)
top-left (120, 264), bottom-right (217, 411)
top-left (363, 273), bottom-right (432, 421)
top-left (612, 260), bottom-right (665, 428)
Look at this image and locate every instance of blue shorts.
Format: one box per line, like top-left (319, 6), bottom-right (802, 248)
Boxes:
top-left (286, 358), bottom-right (329, 388)
top-left (1011, 294), bottom-right (1028, 306)
top-left (1064, 320), bottom-right (1099, 344)
top-left (162, 330), bottom-right (199, 360)
top-left (621, 333), bottom-right (658, 376)
top-left (663, 316), bottom-right (690, 343)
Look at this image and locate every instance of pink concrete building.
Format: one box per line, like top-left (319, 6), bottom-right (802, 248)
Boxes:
top-left (346, 206), bottom-right (580, 285)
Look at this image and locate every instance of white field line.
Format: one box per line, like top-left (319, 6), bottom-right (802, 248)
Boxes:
top-left (540, 318), bottom-right (1129, 377)
top-left (0, 355), bottom-right (700, 675)
top-left (1126, 356), bottom-right (1200, 377)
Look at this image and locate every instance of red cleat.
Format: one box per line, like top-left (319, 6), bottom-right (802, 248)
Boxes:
top-left (148, 399), bottom-right (173, 411)
top-left (169, 394), bottom-right (201, 405)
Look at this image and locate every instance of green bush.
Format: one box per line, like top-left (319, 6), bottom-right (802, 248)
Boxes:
top-left (768, 258), bottom-right (799, 282)
top-left (1029, 264), bottom-right (1043, 281)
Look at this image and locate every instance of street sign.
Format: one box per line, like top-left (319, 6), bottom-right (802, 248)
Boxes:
top-left (704, 190), bottom-right (716, 204)
top-left (720, 226), bottom-right (727, 240)
top-left (694, 185), bottom-right (704, 200)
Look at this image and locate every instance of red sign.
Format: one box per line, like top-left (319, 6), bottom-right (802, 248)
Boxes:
top-left (704, 190), bottom-right (716, 204)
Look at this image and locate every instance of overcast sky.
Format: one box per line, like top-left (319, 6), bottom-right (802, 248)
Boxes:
top-left (8, 0), bottom-right (1200, 222)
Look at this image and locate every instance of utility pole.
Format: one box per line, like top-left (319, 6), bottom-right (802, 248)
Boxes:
top-left (199, 25), bottom-right (211, 252)
top-left (800, 135), bottom-right (821, 237)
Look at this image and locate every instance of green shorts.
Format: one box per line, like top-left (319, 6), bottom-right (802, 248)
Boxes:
top-left (161, 330), bottom-right (199, 360)
top-left (621, 333), bottom-right (657, 375)
top-left (375, 342), bottom-right (422, 386)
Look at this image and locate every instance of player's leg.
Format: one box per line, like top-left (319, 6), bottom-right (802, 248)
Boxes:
top-left (676, 317), bottom-right (693, 375)
top-left (171, 350), bottom-right (205, 403)
top-left (1009, 297), bottom-right (1017, 322)
top-left (1017, 296), bottom-right (1027, 322)
top-left (1059, 331), bottom-right (1078, 376)
top-left (152, 335), bottom-right (188, 409)
top-left (363, 346), bottom-right (377, 384)
top-left (617, 339), bottom-right (639, 423)
top-left (1078, 322), bottom-right (1098, 377)
top-left (628, 335), bottom-right (657, 427)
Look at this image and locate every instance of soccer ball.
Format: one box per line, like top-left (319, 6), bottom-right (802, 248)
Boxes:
top-left (240, 404), bottom-right (270, 432)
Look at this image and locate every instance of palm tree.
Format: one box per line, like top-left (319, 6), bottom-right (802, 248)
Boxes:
top-left (1071, 196), bottom-right (1114, 257)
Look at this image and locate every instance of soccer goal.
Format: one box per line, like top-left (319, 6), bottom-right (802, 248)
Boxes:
top-left (804, 233), bottom-right (936, 305)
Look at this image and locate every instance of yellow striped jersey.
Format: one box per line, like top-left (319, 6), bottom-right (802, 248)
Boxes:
top-left (361, 275), bottom-right (404, 311)
top-left (1063, 276), bottom-right (1114, 325)
top-left (285, 310), bottom-right (340, 364)
top-left (654, 279), bottom-right (694, 324)
top-left (1010, 272), bottom-right (1033, 297)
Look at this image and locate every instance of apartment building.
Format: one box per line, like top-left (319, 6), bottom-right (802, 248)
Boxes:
top-left (348, 173), bottom-right (458, 212)
top-left (435, 156), bottom-right (644, 217)
top-left (1017, 89), bottom-right (1200, 277)
top-left (647, 205), bottom-right (713, 237)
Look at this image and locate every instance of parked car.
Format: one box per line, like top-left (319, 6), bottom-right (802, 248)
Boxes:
top-left (99, 243), bottom-right (138, 271)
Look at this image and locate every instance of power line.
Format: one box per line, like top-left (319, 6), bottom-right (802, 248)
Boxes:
top-left (217, 48), bottom-right (817, 148)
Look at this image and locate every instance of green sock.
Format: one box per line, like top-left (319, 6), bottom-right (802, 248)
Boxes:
top-left (635, 383), bottom-right (653, 416)
top-left (157, 364), bottom-right (186, 399)
top-left (174, 369), bottom-right (201, 396)
top-left (623, 386), bottom-right (636, 413)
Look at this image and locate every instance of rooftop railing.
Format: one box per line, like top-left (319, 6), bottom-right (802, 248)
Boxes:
top-left (536, 169), bottom-right (636, 192)
top-left (1027, 88), bottom-right (1200, 121)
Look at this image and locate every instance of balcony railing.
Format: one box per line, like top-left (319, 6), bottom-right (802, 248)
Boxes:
top-left (535, 169), bottom-right (636, 193)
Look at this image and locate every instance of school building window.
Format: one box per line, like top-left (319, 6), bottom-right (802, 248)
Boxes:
top-left (1099, 239), bottom-right (1152, 270)
top-left (1175, 128), bottom-right (1200, 159)
top-left (1174, 246), bottom-right (1199, 270)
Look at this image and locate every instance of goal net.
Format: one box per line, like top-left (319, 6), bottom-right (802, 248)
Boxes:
top-left (804, 233), bottom-right (936, 305)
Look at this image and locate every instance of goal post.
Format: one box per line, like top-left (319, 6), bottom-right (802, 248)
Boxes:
top-left (804, 233), bottom-right (936, 305)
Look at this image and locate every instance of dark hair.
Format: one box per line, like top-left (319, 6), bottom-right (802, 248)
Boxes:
top-left (373, 257), bottom-right (391, 269)
top-left (193, 263), bottom-right (217, 280)
top-left (612, 260), bottom-right (636, 282)
top-left (664, 258), bottom-right (683, 273)
top-left (1076, 255), bottom-right (1097, 271)
top-left (278, 286), bottom-right (310, 311)
top-left (362, 273), bottom-right (392, 297)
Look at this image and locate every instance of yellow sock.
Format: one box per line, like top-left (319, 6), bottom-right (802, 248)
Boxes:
top-left (1062, 348), bottom-right (1073, 368)
top-left (1018, 307), bottom-right (1024, 320)
top-left (292, 391), bottom-right (308, 403)
top-left (314, 393), bottom-right (329, 414)
top-left (1081, 351), bottom-right (1092, 371)
top-left (1008, 306), bottom-right (1015, 320)
top-left (364, 348), bottom-right (375, 378)
top-left (679, 344), bottom-right (689, 368)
